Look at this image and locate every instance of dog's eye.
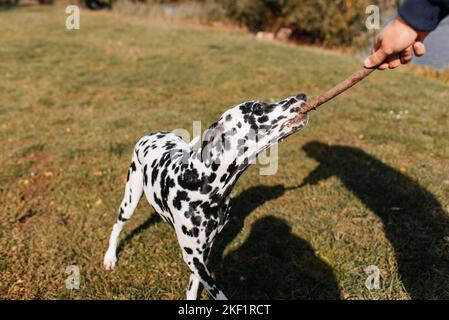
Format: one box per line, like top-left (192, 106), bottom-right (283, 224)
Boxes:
top-left (252, 103), bottom-right (264, 116)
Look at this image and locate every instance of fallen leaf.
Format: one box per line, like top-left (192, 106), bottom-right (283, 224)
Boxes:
top-left (93, 171), bottom-right (103, 177)
top-left (44, 171), bottom-right (53, 177)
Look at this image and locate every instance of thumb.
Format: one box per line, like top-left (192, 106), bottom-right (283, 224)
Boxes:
top-left (413, 41), bottom-right (426, 57)
top-left (414, 32), bottom-right (428, 57)
top-left (364, 48), bottom-right (389, 68)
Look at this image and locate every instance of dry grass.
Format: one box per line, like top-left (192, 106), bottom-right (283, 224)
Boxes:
top-left (405, 64), bottom-right (449, 85)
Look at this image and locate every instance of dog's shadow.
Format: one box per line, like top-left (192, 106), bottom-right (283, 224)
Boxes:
top-left (210, 185), bottom-right (341, 299)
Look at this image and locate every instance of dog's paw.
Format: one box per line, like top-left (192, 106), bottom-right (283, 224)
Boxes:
top-left (103, 251), bottom-right (117, 271)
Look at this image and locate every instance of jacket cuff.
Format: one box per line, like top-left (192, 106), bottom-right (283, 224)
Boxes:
top-left (398, 0), bottom-right (442, 32)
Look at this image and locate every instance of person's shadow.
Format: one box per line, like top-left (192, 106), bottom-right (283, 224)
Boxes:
top-left (210, 185), bottom-right (341, 299)
top-left (302, 141), bottom-right (449, 299)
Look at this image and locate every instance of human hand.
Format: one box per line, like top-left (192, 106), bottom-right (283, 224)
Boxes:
top-left (364, 17), bottom-right (428, 70)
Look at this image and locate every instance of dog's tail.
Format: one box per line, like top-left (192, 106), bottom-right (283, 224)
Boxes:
top-left (134, 136), bottom-right (152, 165)
top-left (116, 146), bottom-right (145, 223)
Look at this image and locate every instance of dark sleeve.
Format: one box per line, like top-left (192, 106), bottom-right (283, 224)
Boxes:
top-left (398, 0), bottom-right (449, 32)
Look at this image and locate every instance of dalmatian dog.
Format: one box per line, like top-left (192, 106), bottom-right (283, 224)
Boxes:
top-left (103, 93), bottom-right (309, 300)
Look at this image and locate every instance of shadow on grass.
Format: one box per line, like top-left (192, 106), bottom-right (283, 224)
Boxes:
top-left (302, 141), bottom-right (449, 299)
top-left (119, 184), bottom-right (341, 299)
top-left (116, 213), bottom-right (161, 255)
top-left (211, 185), bottom-right (341, 299)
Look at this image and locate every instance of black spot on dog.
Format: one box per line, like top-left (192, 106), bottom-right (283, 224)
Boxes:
top-left (154, 194), bottom-right (164, 212)
top-left (173, 191), bottom-right (189, 210)
top-left (191, 215), bottom-right (202, 226)
top-left (208, 173), bottom-right (217, 183)
top-left (239, 103), bottom-right (252, 114)
top-left (143, 165), bottom-right (148, 186)
top-left (211, 162), bottom-right (220, 172)
top-left (193, 257), bottom-right (215, 288)
top-left (211, 286), bottom-right (220, 297)
top-left (151, 166), bottom-right (159, 185)
top-left (258, 115), bottom-right (269, 123)
top-left (118, 207), bottom-right (128, 222)
top-left (205, 219), bottom-right (218, 237)
top-left (184, 247), bottom-right (193, 255)
top-left (182, 225), bottom-right (200, 237)
top-left (151, 159), bottom-right (158, 168)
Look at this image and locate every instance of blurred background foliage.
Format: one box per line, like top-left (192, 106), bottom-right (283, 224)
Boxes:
top-left (1, 0), bottom-right (400, 47)
top-left (118, 0), bottom-right (401, 48)
top-left (2, 0), bottom-right (447, 80)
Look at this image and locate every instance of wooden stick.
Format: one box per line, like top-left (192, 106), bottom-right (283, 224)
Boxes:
top-left (292, 67), bottom-right (376, 123)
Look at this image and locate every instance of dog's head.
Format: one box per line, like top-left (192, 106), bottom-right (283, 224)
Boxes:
top-left (222, 93), bottom-right (308, 147)
top-left (201, 93), bottom-right (308, 166)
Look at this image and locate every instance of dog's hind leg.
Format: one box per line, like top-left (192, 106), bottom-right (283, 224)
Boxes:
top-left (104, 152), bottom-right (144, 271)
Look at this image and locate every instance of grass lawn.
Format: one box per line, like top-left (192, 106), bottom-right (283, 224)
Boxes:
top-left (0, 5), bottom-right (448, 300)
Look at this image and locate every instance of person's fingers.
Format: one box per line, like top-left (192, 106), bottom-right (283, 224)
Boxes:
top-left (413, 42), bottom-right (426, 57)
top-left (365, 47), bottom-right (391, 68)
top-left (378, 62), bottom-right (389, 70)
top-left (387, 54), bottom-right (401, 69)
top-left (400, 46), bottom-right (413, 64)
